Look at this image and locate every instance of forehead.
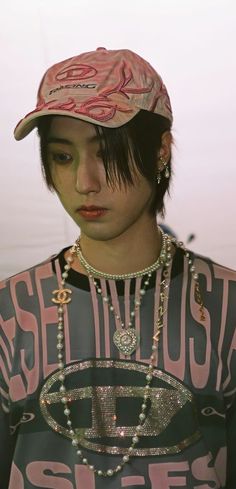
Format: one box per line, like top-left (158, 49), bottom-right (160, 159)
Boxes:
top-left (48, 116), bottom-right (98, 143)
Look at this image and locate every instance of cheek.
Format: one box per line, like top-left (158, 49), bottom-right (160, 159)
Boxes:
top-left (51, 166), bottom-right (74, 192)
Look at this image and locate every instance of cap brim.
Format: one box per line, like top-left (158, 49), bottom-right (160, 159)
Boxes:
top-left (14, 107), bottom-right (140, 141)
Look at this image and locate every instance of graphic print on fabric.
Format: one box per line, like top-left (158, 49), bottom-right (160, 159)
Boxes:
top-left (0, 247), bottom-right (235, 488)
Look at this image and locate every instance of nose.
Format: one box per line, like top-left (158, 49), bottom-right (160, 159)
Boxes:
top-left (75, 156), bottom-right (101, 195)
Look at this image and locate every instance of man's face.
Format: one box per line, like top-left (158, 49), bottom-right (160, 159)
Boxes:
top-left (46, 116), bottom-right (156, 242)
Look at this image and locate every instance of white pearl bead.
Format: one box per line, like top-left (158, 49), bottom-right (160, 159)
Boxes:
top-left (72, 439), bottom-right (78, 446)
top-left (89, 465), bottom-right (94, 471)
top-left (76, 449), bottom-right (82, 456)
top-left (107, 469), bottom-right (114, 476)
top-left (98, 470), bottom-right (103, 476)
top-left (139, 413), bottom-right (146, 421)
top-left (64, 408), bottom-right (70, 416)
top-left (123, 455), bottom-right (129, 462)
top-left (82, 458), bottom-right (88, 464)
top-left (132, 435), bottom-right (139, 443)
top-left (61, 397), bottom-right (67, 404)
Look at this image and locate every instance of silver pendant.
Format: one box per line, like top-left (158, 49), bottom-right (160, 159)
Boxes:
top-left (113, 328), bottom-right (140, 355)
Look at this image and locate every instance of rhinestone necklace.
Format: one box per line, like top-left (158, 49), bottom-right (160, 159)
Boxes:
top-left (49, 235), bottom-right (205, 478)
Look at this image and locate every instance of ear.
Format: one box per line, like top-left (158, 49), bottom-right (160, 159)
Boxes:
top-left (157, 131), bottom-right (172, 170)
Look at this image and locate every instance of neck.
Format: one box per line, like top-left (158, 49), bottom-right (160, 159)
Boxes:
top-left (68, 220), bottom-right (163, 276)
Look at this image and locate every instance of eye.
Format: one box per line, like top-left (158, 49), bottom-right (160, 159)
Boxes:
top-left (51, 152), bottom-right (73, 164)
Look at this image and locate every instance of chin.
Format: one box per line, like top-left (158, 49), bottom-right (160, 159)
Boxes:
top-left (78, 223), bottom-right (125, 242)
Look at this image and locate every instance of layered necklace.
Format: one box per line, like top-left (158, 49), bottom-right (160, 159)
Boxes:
top-left (49, 228), bottom-right (205, 478)
top-left (76, 228), bottom-right (170, 355)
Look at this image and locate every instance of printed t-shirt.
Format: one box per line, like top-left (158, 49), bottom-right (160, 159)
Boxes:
top-left (0, 246), bottom-right (236, 488)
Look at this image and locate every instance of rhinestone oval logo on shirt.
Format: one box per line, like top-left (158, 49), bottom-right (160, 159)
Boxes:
top-left (40, 359), bottom-right (201, 456)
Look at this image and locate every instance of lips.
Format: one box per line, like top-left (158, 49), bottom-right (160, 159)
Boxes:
top-left (77, 206), bottom-right (107, 219)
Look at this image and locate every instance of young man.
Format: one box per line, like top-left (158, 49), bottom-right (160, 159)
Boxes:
top-left (0, 47), bottom-right (235, 489)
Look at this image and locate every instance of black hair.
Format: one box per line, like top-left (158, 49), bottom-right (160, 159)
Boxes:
top-left (37, 110), bottom-right (172, 216)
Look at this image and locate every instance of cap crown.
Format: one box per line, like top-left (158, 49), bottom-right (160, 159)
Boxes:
top-left (14, 48), bottom-right (172, 140)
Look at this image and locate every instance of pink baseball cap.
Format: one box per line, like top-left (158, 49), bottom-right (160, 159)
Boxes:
top-left (14, 47), bottom-right (173, 140)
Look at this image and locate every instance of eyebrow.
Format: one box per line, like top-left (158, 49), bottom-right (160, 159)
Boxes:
top-left (46, 135), bottom-right (104, 145)
top-left (46, 137), bottom-right (73, 145)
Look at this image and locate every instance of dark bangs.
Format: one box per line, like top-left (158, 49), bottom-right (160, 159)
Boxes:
top-left (37, 110), bottom-right (172, 216)
top-left (94, 111), bottom-right (171, 189)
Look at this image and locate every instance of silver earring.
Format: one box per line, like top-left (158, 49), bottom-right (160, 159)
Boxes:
top-left (158, 156), bottom-right (170, 180)
top-left (156, 170), bottom-right (161, 184)
top-left (164, 165), bottom-right (170, 179)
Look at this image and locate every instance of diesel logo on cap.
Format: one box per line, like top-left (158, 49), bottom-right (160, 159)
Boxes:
top-left (55, 64), bottom-right (97, 81)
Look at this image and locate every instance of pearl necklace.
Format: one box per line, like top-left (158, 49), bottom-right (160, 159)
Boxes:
top-left (76, 229), bottom-right (171, 355)
top-left (50, 235), bottom-right (205, 478)
top-left (75, 227), bottom-right (170, 280)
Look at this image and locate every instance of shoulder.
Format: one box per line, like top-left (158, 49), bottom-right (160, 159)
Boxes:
top-left (175, 245), bottom-right (236, 280)
top-left (173, 246), bottom-right (236, 317)
top-left (192, 250), bottom-right (236, 282)
top-left (0, 248), bottom-right (70, 284)
top-left (0, 248), bottom-right (68, 303)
